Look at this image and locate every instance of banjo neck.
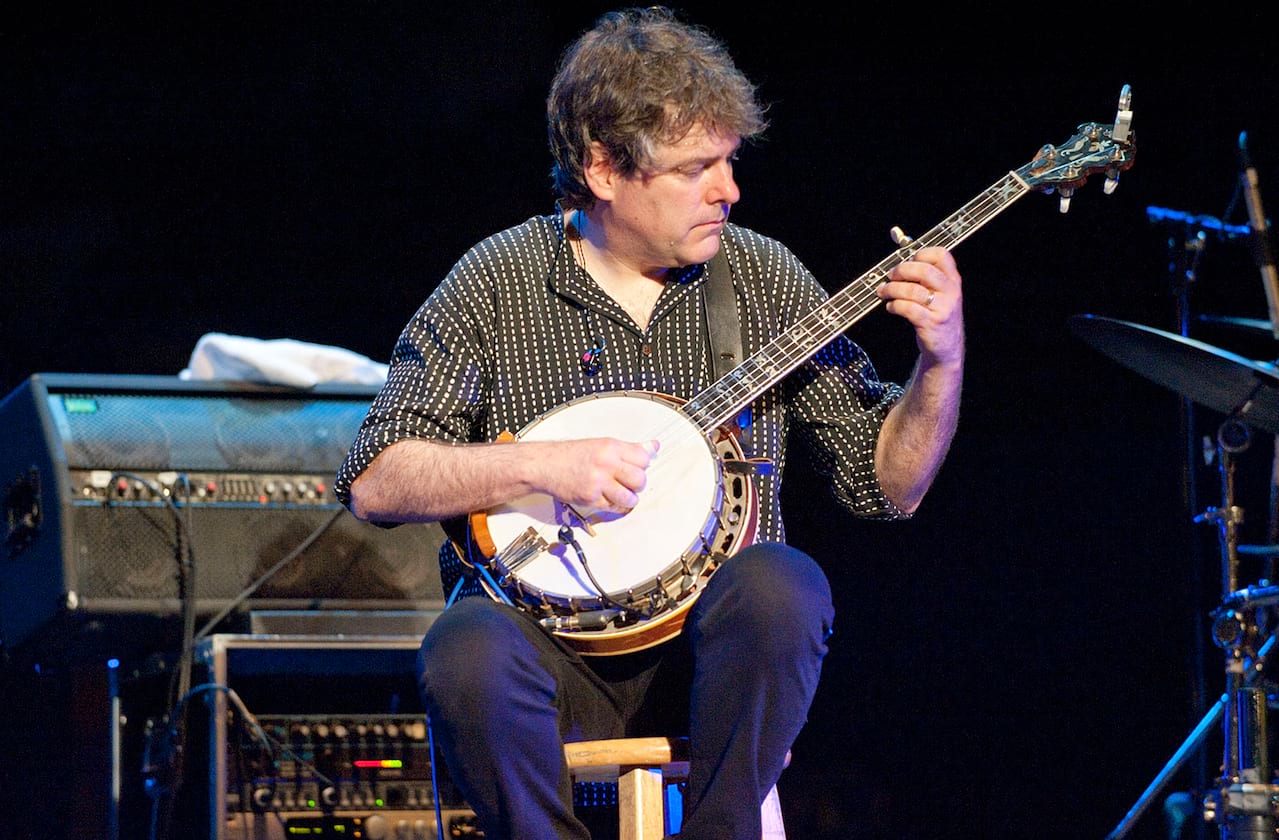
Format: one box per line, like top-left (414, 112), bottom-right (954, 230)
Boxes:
top-left (681, 170), bottom-right (1031, 434)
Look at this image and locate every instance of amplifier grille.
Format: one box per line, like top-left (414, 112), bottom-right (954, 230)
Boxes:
top-left (68, 503), bottom-right (441, 603)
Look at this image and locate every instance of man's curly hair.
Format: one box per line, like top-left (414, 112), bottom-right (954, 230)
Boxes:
top-left (547, 7), bottom-right (768, 209)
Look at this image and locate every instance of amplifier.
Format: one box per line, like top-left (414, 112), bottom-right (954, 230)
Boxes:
top-left (0, 373), bottom-right (447, 655)
top-left (185, 634), bottom-right (479, 840)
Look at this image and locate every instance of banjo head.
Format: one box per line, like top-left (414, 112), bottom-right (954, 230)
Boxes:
top-left (473, 391), bottom-right (756, 652)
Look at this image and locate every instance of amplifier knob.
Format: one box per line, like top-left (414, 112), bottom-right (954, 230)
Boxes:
top-left (251, 786), bottom-right (274, 810)
top-left (320, 785), bottom-right (339, 807)
top-left (364, 813), bottom-right (389, 839)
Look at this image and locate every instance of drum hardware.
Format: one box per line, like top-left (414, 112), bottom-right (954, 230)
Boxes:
top-left (1201, 426), bottom-right (1279, 839)
top-left (1071, 315), bottom-right (1279, 837)
top-left (1101, 417), bottom-right (1279, 839)
top-left (1199, 315), bottom-right (1277, 337)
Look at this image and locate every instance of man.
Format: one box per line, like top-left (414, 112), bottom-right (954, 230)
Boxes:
top-left (335, 7), bottom-right (963, 838)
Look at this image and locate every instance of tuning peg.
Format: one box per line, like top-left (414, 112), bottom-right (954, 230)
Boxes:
top-left (1104, 140), bottom-right (1131, 194)
top-left (1058, 186), bottom-right (1074, 213)
top-left (1104, 167), bottom-right (1121, 195)
top-left (889, 226), bottom-right (914, 247)
top-left (1112, 84), bottom-right (1133, 144)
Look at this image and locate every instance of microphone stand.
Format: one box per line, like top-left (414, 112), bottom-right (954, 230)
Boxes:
top-left (1236, 132), bottom-right (1279, 586)
top-left (1164, 203), bottom-right (1215, 836)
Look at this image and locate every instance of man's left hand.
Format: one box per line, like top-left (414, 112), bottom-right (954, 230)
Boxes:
top-left (877, 246), bottom-right (964, 367)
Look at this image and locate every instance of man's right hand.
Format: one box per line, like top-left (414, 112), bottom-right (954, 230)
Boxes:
top-left (527, 437), bottom-right (659, 512)
top-left (348, 436), bottom-right (658, 524)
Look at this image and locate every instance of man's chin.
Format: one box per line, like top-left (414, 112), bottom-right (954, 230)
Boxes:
top-left (684, 234), bottom-right (723, 266)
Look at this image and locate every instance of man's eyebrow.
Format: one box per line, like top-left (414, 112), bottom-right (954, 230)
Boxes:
top-left (661, 142), bottom-right (743, 169)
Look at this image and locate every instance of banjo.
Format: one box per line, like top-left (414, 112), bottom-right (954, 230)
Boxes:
top-left (455, 86), bottom-right (1136, 656)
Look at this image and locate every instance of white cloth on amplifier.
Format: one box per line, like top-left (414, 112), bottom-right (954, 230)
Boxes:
top-left (179, 332), bottom-right (388, 387)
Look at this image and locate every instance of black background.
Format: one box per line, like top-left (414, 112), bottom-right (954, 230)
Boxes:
top-left (5, 2), bottom-right (1279, 838)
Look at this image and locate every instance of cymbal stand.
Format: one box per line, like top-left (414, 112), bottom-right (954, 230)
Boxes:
top-left (1199, 421), bottom-right (1278, 838)
top-left (1106, 420), bottom-right (1279, 839)
top-left (1205, 419), bottom-right (1251, 599)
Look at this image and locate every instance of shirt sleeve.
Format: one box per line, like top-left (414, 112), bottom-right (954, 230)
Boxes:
top-left (777, 259), bottom-right (909, 520)
top-left (333, 256), bottom-right (494, 510)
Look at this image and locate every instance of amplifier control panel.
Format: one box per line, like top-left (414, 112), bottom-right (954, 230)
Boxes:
top-left (225, 713), bottom-right (471, 818)
top-left (71, 469), bottom-right (333, 505)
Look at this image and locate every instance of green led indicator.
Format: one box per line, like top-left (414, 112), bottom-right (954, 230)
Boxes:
top-left (62, 397), bottom-right (99, 414)
top-left (375, 798), bottom-right (384, 807)
top-left (307, 799), bottom-right (316, 808)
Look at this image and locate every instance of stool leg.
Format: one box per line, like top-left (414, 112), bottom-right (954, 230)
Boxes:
top-left (761, 784), bottom-right (786, 840)
top-left (617, 766), bottom-right (665, 840)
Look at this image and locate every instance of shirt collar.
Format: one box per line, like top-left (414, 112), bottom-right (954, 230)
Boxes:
top-left (546, 205), bottom-right (709, 329)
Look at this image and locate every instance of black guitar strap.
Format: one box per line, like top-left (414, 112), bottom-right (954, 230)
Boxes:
top-left (703, 248), bottom-right (758, 452)
top-left (704, 248), bottom-right (743, 381)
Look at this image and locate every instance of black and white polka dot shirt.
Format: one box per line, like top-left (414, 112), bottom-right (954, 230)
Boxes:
top-left (335, 209), bottom-right (907, 550)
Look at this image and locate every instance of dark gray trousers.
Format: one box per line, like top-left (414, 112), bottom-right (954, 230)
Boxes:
top-left (417, 542), bottom-right (834, 840)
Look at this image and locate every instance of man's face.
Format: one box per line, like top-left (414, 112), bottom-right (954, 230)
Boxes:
top-left (602, 124), bottom-right (742, 273)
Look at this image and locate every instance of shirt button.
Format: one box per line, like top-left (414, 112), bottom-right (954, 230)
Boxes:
top-left (641, 343), bottom-right (652, 357)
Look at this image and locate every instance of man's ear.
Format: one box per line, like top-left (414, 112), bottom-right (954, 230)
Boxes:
top-left (582, 141), bottom-right (617, 202)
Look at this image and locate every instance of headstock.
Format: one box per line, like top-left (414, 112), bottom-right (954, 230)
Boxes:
top-left (1016, 84), bottom-right (1136, 212)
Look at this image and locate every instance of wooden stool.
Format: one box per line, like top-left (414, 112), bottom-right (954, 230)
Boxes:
top-left (563, 736), bottom-right (786, 840)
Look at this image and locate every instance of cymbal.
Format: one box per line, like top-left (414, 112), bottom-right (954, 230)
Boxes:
top-left (1198, 314), bottom-right (1277, 335)
top-left (1068, 314), bottom-right (1279, 434)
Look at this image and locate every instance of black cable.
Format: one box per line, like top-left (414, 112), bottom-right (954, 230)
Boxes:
top-left (107, 472), bottom-right (195, 840)
top-left (108, 473), bottom-right (343, 839)
top-left (146, 681), bottom-right (341, 839)
top-left (556, 525), bottom-right (646, 621)
top-left (194, 506), bottom-right (344, 639)
top-left (427, 714), bottom-right (445, 840)
top-left (173, 475), bottom-right (196, 722)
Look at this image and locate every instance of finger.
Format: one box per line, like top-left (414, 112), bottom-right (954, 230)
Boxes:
top-left (877, 278), bottom-right (938, 306)
top-left (619, 439), bottom-right (659, 467)
top-left (888, 261), bottom-right (944, 290)
top-left (601, 482), bottom-right (640, 511)
top-left (614, 462), bottom-right (648, 493)
top-left (917, 245), bottom-right (959, 274)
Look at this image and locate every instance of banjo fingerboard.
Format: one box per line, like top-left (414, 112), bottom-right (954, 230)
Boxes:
top-left (682, 170), bottom-right (1031, 433)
